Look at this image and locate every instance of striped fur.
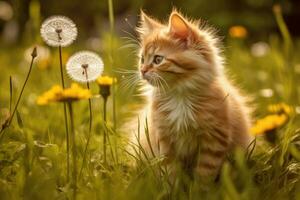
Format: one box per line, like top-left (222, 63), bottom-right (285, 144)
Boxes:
top-left (132, 10), bottom-right (253, 179)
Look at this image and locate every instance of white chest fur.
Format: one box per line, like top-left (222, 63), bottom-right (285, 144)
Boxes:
top-left (154, 94), bottom-right (198, 133)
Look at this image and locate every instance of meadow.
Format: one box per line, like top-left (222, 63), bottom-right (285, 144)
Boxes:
top-left (0, 3), bottom-right (300, 200)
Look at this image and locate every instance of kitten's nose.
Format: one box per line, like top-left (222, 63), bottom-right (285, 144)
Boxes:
top-left (141, 68), bottom-right (148, 76)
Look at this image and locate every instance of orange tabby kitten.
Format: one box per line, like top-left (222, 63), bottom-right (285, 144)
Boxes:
top-left (133, 10), bottom-right (253, 178)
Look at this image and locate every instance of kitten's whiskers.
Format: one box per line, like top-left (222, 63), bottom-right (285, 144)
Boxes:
top-left (115, 68), bottom-right (141, 93)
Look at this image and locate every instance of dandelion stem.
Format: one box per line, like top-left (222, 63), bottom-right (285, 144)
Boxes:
top-left (58, 45), bottom-right (66, 88)
top-left (0, 47), bottom-right (37, 141)
top-left (103, 96), bottom-right (107, 165)
top-left (108, 0), bottom-right (118, 163)
top-left (68, 102), bottom-right (77, 200)
top-left (58, 43), bottom-right (70, 182)
top-left (79, 70), bottom-right (93, 178)
top-left (9, 76), bottom-right (12, 113)
top-left (108, 0), bottom-right (114, 33)
top-left (86, 81), bottom-right (92, 133)
top-left (112, 82), bottom-right (118, 163)
top-left (112, 82), bottom-right (117, 131)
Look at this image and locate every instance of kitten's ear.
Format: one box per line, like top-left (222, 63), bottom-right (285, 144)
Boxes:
top-left (168, 12), bottom-right (190, 40)
top-left (138, 10), bottom-right (162, 38)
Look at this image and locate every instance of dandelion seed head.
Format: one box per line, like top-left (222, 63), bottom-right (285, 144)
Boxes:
top-left (40, 15), bottom-right (77, 47)
top-left (66, 51), bottom-right (104, 82)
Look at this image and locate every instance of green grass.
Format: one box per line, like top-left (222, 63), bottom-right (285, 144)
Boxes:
top-left (1, 9), bottom-right (300, 200)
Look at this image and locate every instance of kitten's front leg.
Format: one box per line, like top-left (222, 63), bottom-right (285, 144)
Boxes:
top-left (195, 127), bottom-right (231, 180)
top-left (157, 134), bottom-right (174, 164)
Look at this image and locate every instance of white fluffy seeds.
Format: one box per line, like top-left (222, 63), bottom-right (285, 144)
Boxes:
top-left (40, 15), bottom-right (77, 47)
top-left (66, 51), bottom-right (104, 82)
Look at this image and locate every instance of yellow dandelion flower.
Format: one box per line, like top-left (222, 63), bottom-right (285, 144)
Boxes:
top-left (229, 26), bottom-right (248, 39)
top-left (36, 96), bottom-right (48, 105)
top-left (267, 103), bottom-right (294, 116)
top-left (36, 83), bottom-right (91, 105)
top-left (251, 114), bottom-right (288, 136)
top-left (275, 114), bottom-right (288, 126)
top-left (250, 126), bottom-right (263, 135)
top-left (96, 76), bottom-right (117, 101)
top-left (96, 75), bottom-right (116, 86)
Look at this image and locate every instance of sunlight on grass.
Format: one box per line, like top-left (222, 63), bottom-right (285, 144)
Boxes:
top-left (0, 2), bottom-right (299, 200)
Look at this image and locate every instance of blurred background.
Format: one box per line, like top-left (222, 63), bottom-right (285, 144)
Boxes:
top-left (0, 0), bottom-right (300, 46)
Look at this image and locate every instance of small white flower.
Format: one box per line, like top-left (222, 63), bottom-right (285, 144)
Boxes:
top-left (260, 88), bottom-right (273, 98)
top-left (251, 42), bottom-right (269, 57)
top-left (66, 51), bottom-right (104, 82)
top-left (0, 1), bottom-right (13, 21)
top-left (40, 15), bottom-right (77, 47)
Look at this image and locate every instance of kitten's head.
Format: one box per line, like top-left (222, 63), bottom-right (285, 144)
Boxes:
top-left (137, 10), bottom-right (222, 91)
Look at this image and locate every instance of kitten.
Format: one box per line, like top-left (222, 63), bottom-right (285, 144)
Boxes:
top-left (132, 10), bottom-right (253, 179)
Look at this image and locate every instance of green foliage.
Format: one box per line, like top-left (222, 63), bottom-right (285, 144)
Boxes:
top-left (0, 3), bottom-right (300, 200)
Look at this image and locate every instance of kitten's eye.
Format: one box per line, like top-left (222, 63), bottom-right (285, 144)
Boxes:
top-left (141, 56), bottom-right (144, 64)
top-left (153, 55), bottom-right (164, 65)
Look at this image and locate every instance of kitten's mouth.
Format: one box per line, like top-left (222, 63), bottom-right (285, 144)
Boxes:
top-left (142, 75), bottom-right (165, 88)
top-left (141, 73), bottom-right (155, 86)
top-left (142, 75), bottom-right (152, 84)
